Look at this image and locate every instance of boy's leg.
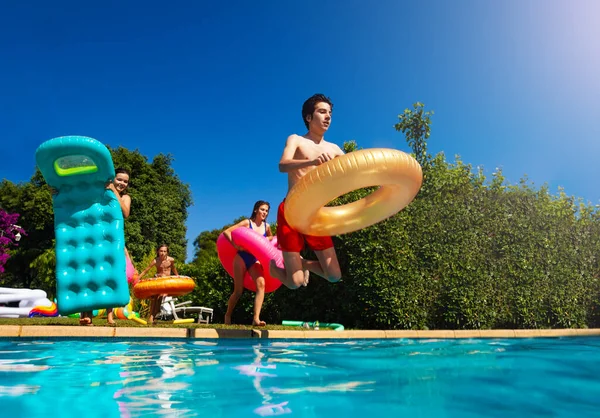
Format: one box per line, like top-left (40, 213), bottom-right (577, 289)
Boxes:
top-left (156, 295), bottom-right (166, 317)
top-left (273, 199), bottom-right (309, 289)
top-left (305, 235), bottom-right (342, 283)
top-left (149, 296), bottom-right (158, 324)
top-left (301, 259), bottom-right (326, 278)
top-left (299, 251), bottom-right (341, 282)
top-left (314, 247), bottom-right (342, 282)
top-left (270, 252), bottom-right (308, 289)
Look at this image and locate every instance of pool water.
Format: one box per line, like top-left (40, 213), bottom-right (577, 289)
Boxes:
top-left (1, 337), bottom-right (599, 417)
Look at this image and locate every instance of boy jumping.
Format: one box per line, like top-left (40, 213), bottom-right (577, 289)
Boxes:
top-left (270, 94), bottom-right (344, 289)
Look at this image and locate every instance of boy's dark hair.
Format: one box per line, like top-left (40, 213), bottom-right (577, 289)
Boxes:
top-left (115, 167), bottom-right (130, 177)
top-left (250, 200), bottom-right (270, 221)
top-left (302, 94), bottom-right (333, 129)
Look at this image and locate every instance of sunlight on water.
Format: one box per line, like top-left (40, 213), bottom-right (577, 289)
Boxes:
top-left (0, 338), bottom-right (599, 417)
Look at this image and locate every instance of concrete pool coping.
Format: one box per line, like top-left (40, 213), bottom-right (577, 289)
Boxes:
top-left (1, 326), bottom-right (600, 339)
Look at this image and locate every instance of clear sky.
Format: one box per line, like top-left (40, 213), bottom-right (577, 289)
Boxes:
top-left (1, 0), bottom-right (599, 261)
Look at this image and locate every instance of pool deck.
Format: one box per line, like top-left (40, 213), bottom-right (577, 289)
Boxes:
top-left (1, 326), bottom-right (600, 339)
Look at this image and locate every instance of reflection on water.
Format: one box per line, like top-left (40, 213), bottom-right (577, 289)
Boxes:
top-left (1, 338), bottom-right (600, 417)
top-left (233, 344), bottom-right (375, 416)
top-left (0, 384), bottom-right (40, 396)
top-left (236, 346), bottom-right (290, 416)
top-left (113, 345), bottom-right (196, 416)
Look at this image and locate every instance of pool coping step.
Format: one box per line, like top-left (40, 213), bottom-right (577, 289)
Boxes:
top-left (1, 326), bottom-right (600, 339)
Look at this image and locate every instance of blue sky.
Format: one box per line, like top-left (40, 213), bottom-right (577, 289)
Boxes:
top-left (1, 0), bottom-right (599, 261)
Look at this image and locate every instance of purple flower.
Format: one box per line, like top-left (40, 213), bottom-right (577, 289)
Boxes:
top-left (0, 209), bottom-right (26, 274)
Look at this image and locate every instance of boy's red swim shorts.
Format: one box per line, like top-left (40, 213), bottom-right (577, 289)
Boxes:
top-left (276, 200), bottom-right (333, 253)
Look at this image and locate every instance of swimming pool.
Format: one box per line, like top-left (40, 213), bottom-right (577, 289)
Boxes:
top-left (1, 337), bottom-right (599, 417)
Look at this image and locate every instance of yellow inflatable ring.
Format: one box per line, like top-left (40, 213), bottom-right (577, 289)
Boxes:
top-left (284, 148), bottom-right (422, 236)
top-left (133, 275), bottom-right (196, 299)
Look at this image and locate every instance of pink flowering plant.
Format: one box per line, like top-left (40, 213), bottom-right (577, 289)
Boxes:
top-left (0, 209), bottom-right (25, 274)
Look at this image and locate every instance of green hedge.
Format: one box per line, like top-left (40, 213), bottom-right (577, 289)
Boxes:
top-left (188, 152), bottom-right (600, 329)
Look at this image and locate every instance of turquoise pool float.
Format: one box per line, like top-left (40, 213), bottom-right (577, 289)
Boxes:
top-left (35, 136), bottom-right (130, 315)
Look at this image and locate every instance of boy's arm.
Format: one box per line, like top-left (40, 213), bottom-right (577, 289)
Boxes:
top-left (278, 135), bottom-right (334, 172)
top-left (167, 257), bottom-right (179, 276)
top-left (139, 260), bottom-right (156, 279)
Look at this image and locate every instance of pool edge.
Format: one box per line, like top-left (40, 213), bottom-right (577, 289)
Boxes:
top-left (1, 326), bottom-right (600, 339)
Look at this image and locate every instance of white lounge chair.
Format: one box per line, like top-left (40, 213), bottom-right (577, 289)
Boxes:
top-left (158, 296), bottom-right (213, 324)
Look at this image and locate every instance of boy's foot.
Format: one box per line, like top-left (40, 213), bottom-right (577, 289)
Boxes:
top-left (303, 269), bottom-right (310, 286)
top-left (253, 319), bottom-right (267, 327)
top-left (271, 259), bottom-right (309, 287)
top-left (79, 317), bottom-right (93, 326)
top-left (224, 314), bottom-right (232, 325)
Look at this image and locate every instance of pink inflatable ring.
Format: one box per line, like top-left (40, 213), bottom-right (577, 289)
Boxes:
top-left (216, 228), bottom-right (283, 293)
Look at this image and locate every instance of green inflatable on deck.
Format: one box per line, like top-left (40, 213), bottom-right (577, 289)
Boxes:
top-left (35, 136), bottom-right (130, 315)
top-left (282, 320), bottom-right (345, 331)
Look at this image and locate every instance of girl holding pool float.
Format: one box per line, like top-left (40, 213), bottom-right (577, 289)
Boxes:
top-left (221, 200), bottom-right (276, 327)
top-left (80, 167), bottom-right (136, 326)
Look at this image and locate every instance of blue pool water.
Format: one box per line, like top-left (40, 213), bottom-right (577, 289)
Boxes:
top-left (1, 337), bottom-right (599, 417)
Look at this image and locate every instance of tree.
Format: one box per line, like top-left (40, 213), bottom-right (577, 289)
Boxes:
top-left (394, 102), bottom-right (433, 170)
top-left (343, 140), bottom-right (358, 153)
top-left (106, 146), bottom-right (193, 263)
top-left (191, 216), bottom-right (245, 264)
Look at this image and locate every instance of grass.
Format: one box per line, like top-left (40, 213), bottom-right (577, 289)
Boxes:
top-left (0, 317), bottom-right (300, 330)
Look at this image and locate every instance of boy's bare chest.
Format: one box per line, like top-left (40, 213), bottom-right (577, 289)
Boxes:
top-left (295, 141), bottom-right (335, 159)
